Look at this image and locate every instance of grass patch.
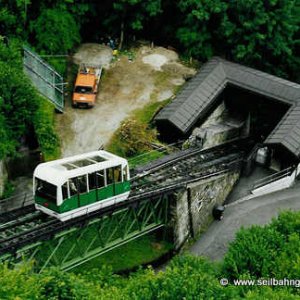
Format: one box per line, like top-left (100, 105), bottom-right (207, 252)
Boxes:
top-left (128, 150), bottom-right (165, 169)
top-left (72, 233), bottom-right (173, 274)
top-left (134, 99), bottom-right (170, 124)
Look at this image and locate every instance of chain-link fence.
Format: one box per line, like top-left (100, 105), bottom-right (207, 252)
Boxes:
top-left (23, 46), bottom-right (64, 112)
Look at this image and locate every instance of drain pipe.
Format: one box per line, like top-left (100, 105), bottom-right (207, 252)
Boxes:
top-left (187, 187), bottom-right (195, 238)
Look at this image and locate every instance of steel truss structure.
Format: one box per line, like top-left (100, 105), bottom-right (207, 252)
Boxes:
top-left (1, 193), bottom-right (172, 272)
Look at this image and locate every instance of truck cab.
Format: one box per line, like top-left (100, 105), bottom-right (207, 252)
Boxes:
top-left (72, 65), bottom-right (102, 108)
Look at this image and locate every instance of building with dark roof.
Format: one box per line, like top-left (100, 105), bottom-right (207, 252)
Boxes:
top-left (155, 57), bottom-right (300, 159)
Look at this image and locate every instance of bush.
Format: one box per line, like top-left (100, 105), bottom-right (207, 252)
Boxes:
top-left (222, 226), bottom-right (285, 279)
top-left (0, 263), bottom-right (41, 300)
top-left (107, 119), bottom-right (157, 157)
top-left (0, 39), bottom-right (40, 159)
top-left (33, 97), bottom-right (60, 161)
top-left (30, 8), bottom-right (80, 55)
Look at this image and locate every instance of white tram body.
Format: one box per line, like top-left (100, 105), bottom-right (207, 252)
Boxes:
top-left (33, 151), bottom-right (130, 221)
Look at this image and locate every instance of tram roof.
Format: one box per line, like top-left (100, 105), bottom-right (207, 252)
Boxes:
top-left (34, 150), bottom-right (128, 186)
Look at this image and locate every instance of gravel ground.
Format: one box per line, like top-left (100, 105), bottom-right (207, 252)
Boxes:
top-left (55, 44), bottom-right (195, 158)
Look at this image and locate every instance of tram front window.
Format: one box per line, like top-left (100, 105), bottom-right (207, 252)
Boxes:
top-left (35, 179), bottom-right (57, 202)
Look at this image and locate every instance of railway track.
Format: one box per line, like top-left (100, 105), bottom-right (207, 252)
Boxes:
top-left (0, 138), bottom-right (253, 257)
top-left (131, 138), bottom-right (251, 194)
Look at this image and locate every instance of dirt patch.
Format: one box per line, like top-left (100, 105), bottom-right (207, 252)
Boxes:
top-left (142, 54), bottom-right (168, 70)
top-left (73, 43), bottom-right (113, 68)
top-left (56, 44), bottom-right (196, 158)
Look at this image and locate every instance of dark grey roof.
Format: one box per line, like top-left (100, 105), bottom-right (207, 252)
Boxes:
top-left (155, 57), bottom-right (300, 157)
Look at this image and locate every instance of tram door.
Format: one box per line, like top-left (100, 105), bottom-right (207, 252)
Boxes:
top-left (106, 166), bottom-right (122, 196)
top-left (77, 175), bottom-right (89, 207)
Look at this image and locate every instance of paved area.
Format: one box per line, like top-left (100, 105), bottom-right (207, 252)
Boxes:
top-left (225, 165), bottom-right (274, 203)
top-left (189, 179), bottom-right (300, 261)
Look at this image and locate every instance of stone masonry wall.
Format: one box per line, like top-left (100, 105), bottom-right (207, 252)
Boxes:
top-left (172, 170), bottom-right (240, 249)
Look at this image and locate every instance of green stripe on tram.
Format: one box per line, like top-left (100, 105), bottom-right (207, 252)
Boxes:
top-left (35, 181), bottom-right (131, 214)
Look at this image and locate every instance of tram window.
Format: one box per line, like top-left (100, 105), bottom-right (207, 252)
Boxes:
top-left (35, 179), bottom-right (57, 202)
top-left (96, 170), bottom-right (105, 188)
top-left (78, 175), bottom-right (87, 194)
top-left (62, 182), bottom-right (68, 200)
top-left (107, 168), bottom-right (114, 185)
top-left (123, 166), bottom-right (128, 181)
top-left (114, 166), bottom-right (122, 183)
top-left (69, 178), bottom-right (78, 196)
top-left (88, 173), bottom-right (97, 190)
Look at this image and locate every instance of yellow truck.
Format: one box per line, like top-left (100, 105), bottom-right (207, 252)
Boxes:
top-left (72, 64), bottom-right (102, 108)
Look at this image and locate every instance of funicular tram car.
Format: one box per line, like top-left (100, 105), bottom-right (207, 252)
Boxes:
top-left (33, 151), bottom-right (130, 221)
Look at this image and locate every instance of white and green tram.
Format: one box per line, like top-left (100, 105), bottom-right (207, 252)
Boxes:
top-left (34, 151), bottom-right (130, 221)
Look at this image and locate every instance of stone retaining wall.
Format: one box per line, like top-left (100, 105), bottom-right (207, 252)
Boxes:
top-left (172, 170), bottom-right (240, 249)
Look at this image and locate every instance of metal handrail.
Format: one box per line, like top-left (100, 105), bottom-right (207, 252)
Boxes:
top-left (253, 166), bottom-right (295, 190)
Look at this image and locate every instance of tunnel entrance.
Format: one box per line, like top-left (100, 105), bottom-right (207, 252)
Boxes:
top-left (223, 85), bottom-right (290, 143)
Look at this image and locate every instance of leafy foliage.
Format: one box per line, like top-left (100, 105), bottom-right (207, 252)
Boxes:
top-left (0, 40), bottom-right (39, 159)
top-left (177, 0), bottom-right (299, 81)
top-left (0, 263), bottom-right (41, 300)
top-left (33, 98), bottom-right (60, 161)
top-left (109, 119), bottom-right (157, 157)
top-left (112, 0), bottom-right (162, 31)
top-left (177, 0), bottom-right (227, 60)
top-left (3, 211), bottom-right (300, 299)
top-left (222, 210), bottom-right (300, 285)
top-left (0, 39), bottom-right (60, 161)
top-left (222, 225), bottom-right (285, 279)
top-left (30, 8), bottom-right (80, 54)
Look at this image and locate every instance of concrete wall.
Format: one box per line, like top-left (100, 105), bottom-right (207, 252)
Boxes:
top-left (0, 160), bottom-right (8, 197)
top-left (188, 101), bottom-right (246, 149)
top-left (172, 170), bottom-right (240, 249)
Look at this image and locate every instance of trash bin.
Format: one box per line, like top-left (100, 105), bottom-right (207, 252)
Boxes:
top-left (212, 205), bottom-right (225, 220)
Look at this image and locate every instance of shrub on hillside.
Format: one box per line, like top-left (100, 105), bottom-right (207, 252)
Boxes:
top-left (33, 98), bottom-right (60, 161)
top-left (111, 120), bottom-right (157, 157)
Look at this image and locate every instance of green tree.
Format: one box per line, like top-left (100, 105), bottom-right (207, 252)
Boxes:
top-left (30, 8), bottom-right (80, 54)
top-left (33, 98), bottom-right (60, 161)
top-left (0, 40), bottom-right (40, 158)
top-left (108, 0), bottom-right (162, 48)
top-left (0, 39), bottom-right (60, 161)
top-left (220, 0), bottom-right (299, 78)
top-left (0, 0), bottom-right (30, 39)
top-left (177, 0), bottom-right (299, 81)
top-left (0, 263), bottom-right (42, 299)
top-left (177, 0), bottom-right (227, 60)
top-left (222, 225), bottom-right (285, 279)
